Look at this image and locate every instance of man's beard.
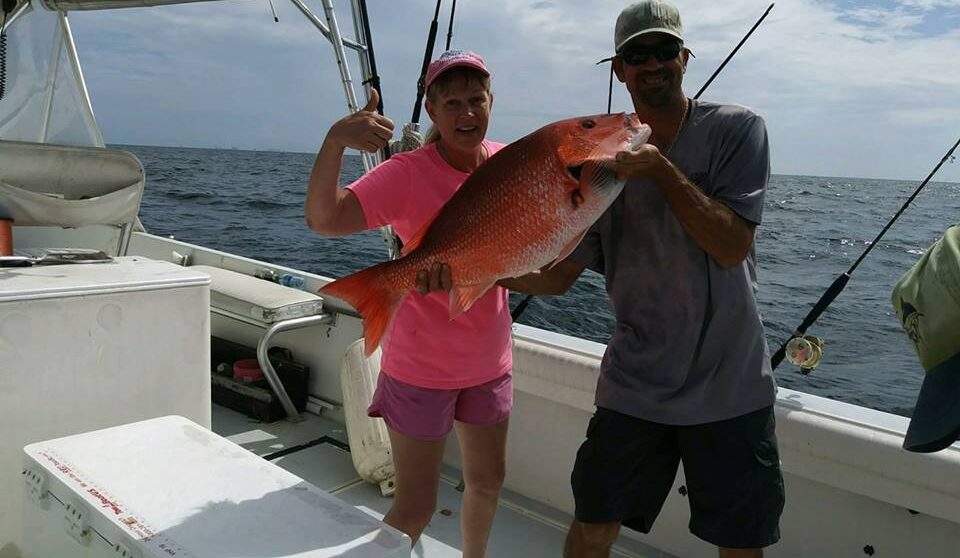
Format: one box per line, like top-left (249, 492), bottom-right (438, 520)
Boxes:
top-left (636, 84), bottom-right (674, 108)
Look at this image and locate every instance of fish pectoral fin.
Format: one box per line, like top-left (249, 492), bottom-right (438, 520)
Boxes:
top-left (448, 281), bottom-right (496, 319)
top-left (548, 228), bottom-right (589, 269)
top-left (581, 159), bottom-right (619, 195)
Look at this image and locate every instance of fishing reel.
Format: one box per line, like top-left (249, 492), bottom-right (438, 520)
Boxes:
top-left (784, 335), bottom-right (825, 375)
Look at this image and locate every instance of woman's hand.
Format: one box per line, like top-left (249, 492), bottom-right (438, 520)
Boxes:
top-left (327, 88), bottom-right (395, 153)
top-left (415, 262), bottom-right (452, 294)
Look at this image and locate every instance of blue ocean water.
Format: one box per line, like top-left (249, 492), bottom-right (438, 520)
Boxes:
top-left (126, 144), bottom-right (960, 418)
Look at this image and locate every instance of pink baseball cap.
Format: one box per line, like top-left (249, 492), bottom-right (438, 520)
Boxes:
top-left (424, 49), bottom-right (490, 89)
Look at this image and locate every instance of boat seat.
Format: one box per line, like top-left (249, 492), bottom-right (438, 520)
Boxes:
top-left (0, 140), bottom-right (144, 256)
top-left (192, 265), bottom-right (330, 422)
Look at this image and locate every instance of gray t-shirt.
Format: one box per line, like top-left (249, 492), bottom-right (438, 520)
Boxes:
top-left (572, 100), bottom-right (776, 425)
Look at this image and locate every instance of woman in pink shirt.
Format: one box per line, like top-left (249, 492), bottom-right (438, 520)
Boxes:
top-left (305, 50), bottom-right (511, 556)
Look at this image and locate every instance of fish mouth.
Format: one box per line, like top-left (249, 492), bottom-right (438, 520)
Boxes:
top-left (567, 164), bottom-right (584, 181)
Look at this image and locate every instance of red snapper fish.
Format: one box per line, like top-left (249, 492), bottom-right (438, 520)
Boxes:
top-left (321, 113), bottom-right (650, 355)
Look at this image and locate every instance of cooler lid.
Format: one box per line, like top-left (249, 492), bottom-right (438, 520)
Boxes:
top-left (0, 257), bottom-right (210, 302)
top-left (24, 415), bottom-right (408, 557)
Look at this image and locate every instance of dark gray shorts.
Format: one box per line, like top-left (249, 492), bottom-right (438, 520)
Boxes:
top-left (571, 405), bottom-right (784, 549)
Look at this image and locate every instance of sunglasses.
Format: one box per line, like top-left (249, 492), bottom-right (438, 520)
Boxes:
top-left (617, 41), bottom-right (683, 66)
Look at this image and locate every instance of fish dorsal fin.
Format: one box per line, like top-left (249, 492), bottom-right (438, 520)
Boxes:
top-left (548, 228), bottom-right (589, 269)
top-left (448, 281), bottom-right (496, 319)
top-left (400, 208), bottom-right (441, 257)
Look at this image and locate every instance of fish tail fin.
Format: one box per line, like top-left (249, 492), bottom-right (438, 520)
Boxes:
top-left (319, 263), bottom-right (406, 356)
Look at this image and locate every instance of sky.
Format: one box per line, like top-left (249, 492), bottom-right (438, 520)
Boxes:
top-left (63, 0), bottom-right (960, 182)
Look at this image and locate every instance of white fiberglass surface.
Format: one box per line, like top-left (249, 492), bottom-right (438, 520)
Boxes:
top-left (212, 404), bottom-right (666, 558)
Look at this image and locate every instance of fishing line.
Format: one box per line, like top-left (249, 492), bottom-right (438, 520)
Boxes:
top-left (771, 135), bottom-right (960, 372)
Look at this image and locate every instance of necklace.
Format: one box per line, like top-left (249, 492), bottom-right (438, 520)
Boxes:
top-left (664, 98), bottom-right (690, 156)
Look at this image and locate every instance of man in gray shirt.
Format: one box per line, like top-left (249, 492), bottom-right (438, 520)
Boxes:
top-left (497, 1), bottom-right (784, 556)
top-left (416, 1), bottom-right (784, 555)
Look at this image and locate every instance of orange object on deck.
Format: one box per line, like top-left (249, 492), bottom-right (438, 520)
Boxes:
top-left (0, 219), bottom-right (12, 257)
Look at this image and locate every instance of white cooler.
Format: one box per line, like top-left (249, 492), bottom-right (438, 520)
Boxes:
top-left (21, 415), bottom-right (409, 557)
top-left (0, 257), bottom-right (212, 554)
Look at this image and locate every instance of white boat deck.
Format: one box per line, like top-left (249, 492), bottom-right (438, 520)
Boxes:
top-left (212, 404), bottom-right (669, 558)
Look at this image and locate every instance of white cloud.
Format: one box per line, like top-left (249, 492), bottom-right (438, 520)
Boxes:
top-left (900, 0), bottom-right (960, 8)
top-left (54, 0), bottom-right (960, 181)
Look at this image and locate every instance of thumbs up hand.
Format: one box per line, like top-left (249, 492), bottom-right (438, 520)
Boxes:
top-left (359, 88), bottom-right (381, 114)
top-left (328, 88), bottom-right (395, 152)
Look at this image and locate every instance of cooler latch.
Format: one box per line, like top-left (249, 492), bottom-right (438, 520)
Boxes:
top-left (64, 499), bottom-right (92, 545)
top-left (112, 541), bottom-right (142, 558)
top-left (22, 467), bottom-right (49, 509)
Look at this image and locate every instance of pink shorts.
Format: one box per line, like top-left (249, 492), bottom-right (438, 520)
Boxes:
top-left (368, 371), bottom-right (513, 440)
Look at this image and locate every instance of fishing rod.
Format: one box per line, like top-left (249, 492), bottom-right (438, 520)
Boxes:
top-left (445, 0), bottom-right (457, 50)
top-left (356, 0), bottom-right (389, 162)
top-left (512, 3), bottom-right (776, 322)
top-left (0, 0), bottom-right (14, 102)
top-left (694, 3), bottom-right (774, 99)
top-left (411, 0), bottom-right (443, 127)
top-left (372, 0), bottom-right (444, 259)
top-left (605, 63), bottom-right (614, 114)
top-left (771, 135), bottom-right (960, 373)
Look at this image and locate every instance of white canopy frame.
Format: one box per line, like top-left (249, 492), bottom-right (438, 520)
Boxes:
top-left (1, 0), bottom-right (399, 257)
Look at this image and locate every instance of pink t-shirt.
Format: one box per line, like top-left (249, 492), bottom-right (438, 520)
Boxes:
top-left (346, 140), bottom-right (512, 389)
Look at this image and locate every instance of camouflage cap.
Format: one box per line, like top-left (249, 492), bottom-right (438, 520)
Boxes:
top-left (615, 0), bottom-right (684, 52)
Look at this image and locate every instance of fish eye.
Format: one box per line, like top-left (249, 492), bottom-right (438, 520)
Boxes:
top-left (581, 119), bottom-right (596, 129)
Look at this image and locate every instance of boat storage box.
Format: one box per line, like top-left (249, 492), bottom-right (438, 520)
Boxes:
top-left (0, 257), bottom-right (212, 553)
top-left (21, 415), bottom-right (409, 557)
